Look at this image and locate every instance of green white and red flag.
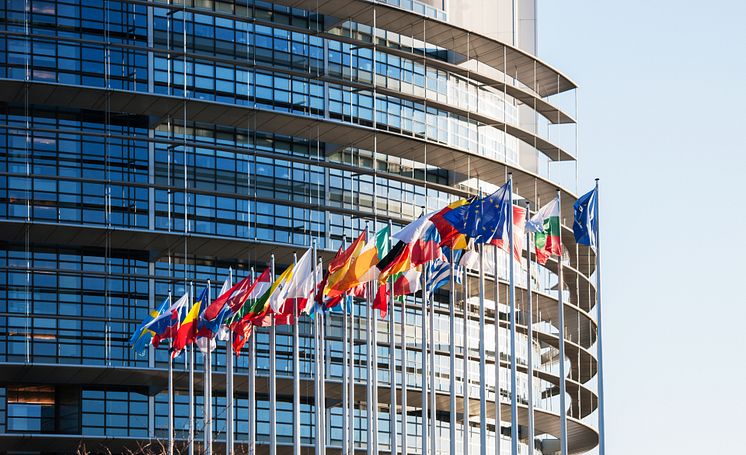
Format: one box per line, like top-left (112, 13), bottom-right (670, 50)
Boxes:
top-left (526, 197), bottom-right (562, 265)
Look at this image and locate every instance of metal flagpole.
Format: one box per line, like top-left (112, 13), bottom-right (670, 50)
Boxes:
top-left (508, 174), bottom-right (519, 455)
top-left (365, 224), bottom-right (373, 455)
top-left (556, 189), bottom-right (568, 455)
top-left (316, 241), bottom-right (326, 453)
top-left (429, 267), bottom-right (437, 455)
top-left (593, 179), bottom-right (606, 455)
top-left (388, 220), bottom-right (397, 455)
top-left (524, 201), bottom-right (535, 455)
top-left (349, 270), bottom-right (356, 454)
top-left (205, 280), bottom-right (213, 455)
top-left (479, 244), bottom-right (487, 455)
top-left (493, 245), bottom-right (501, 455)
top-left (315, 265), bottom-right (321, 455)
top-left (189, 283), bottom-right (195, 455)
top-left (168, 290), bottom-right (174, 455)
top-left (420, 258), bottom-right (428, 455)
top-left (248, 268), bottom-right (256, 455)
top-left (400, 259), bottom-right (408, 455)
top-left (269, 255), bottom-right (277, 455)
top-left (339, 235), bottom-right (349, 455)
top-left (463, 264), bottom-right (470, 455)
top-left (293, 252), bottom-right (301, 455)
top-left (226, 295), bottom-right (234, 455)
top-left (372, 257), bottom-right (380, 455)
top-left (449, 248), bottom-right (456, 455)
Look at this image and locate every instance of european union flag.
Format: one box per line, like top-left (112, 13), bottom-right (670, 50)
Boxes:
top-left (573, 187), bottom-right (598, 248)
top-left (443, 181), bottom-right (511, 244)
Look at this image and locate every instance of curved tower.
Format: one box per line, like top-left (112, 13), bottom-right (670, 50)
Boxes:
top-left (0, 0), bottom-right (601, 454)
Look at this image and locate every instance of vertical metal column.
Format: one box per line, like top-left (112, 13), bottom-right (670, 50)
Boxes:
top-left (463, 270), bottom-right (470, 455)
top-left (493, 245), bottom-right (502, 455)
top-left (388, 220), bottom-right (398, 454)
top-left (205, 280), bottom-right (213, 455)
top-left (449, 248), bottom-right (456, 455)
top-left (420, 263), bottom-right (428, 455)
top-left (524, 201), bottom-right (535, 455)
top-left (269, 255), bottom-right (277, 455)
top-left (248, 268), bottom-right (256, 455)
top-left (167, 291), bottom-right (174, 455)
top-left (593, 180), bottom-right (606, 455)
top-left (226, 319), bottom-right (234, 455)
top-left (508, 175), bottom-right (519, 455)
top-left (188, 285), bottom-right (195, 455)
top-left (341, 235), bottom-right (350, 455)
top-left (479, 245), bottom-right (487, 455)
top-left (400, 272), bottom-right (408, 455)
top-left (293, 253), bottom-right (301, 455)
top-left (556, 190), bottom-right (568, 455)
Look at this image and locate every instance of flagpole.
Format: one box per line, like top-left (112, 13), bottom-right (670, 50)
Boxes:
top-left (449, 248), bottom-right (456, 455)
top-left (248, 267), bottom-right (256, 455)
top-left (293, 252), bottom-right (301, 455)
top-left (189, 283), bottom-right (195, 455)
top-left (316, 240), bottom-right (327, 453)
top-left (363, 224), bottom-right (371, 455)
top-left (524, 201), bottom-right (535, 455)
top-left (463, 263), bottom-right (470, 455)
top-left (420, 253), bottom-right (428, 455)
top-left (593, 179), bottom-right (606, 455)
top-left (269, 254), bottom-right (277, 455)
top-left (226, 299), bottom-right (234, 455)
top-left (340, 235), bottom-right (350, 455)
top-left (478, 243), bottom-right (487, 455)
top-left (372, 268), bottom-right (380, 455)
top-left (493, 244), bottom-right (501, 455)
top-left (508, 174), bottom-right (519, 455)
top-left (168, 290), bottom-right (174, 455)
top-left (349, 262), bottom-right (356, 454)
top-left (315, 266), bottom-right (321, 455)
top-left (556, 189), bottom-right (569, 455)
top-left (387, 220), bottom-right (397, 455)
top-left (428, 264), bottom-right (437, 455)
top-left (205, 280), bottom-right (213, 455)
top-left (400, 256), bottom-right (408, 455)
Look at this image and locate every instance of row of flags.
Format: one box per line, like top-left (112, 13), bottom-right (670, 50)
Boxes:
top-left (129, 182), bottom-right (599, 357)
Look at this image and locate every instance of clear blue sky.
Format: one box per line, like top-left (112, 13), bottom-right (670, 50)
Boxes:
top-left (539, 1), bottom-right (746, 453)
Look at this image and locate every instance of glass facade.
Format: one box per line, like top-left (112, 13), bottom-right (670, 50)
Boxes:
top-left (0, 0), bottom-right (599, 454)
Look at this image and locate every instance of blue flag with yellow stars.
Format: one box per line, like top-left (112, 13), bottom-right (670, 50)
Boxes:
top-left (442, 181), bottom-right (511, 244)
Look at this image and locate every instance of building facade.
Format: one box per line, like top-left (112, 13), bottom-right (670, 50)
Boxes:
top-left (0, 0), bottom-right (600, 453)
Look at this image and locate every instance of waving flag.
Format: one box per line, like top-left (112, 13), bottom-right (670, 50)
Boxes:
top-left (172, 288), bottom-right (207, 356)
top-left (145, 292), bottom-right (189, 348)
top-left (431, 198), bottom-right (470, 249)
top-left (196, 278), bottom-right (232, 348)
top-left (330, 227), bottom-right (390, 293)
top-left (527, 198), bottom-right (562, 265)
top-left (271, 248), bottom-right (316, 316)
top-left (326, 231), bottom-right (367, 293)
top-left (377, 241), bottom-right (412, 283)
top-left (393, 267), bottom-right (422, 296)
top-left (573, 188), bottom-right (598, 249)
top-left (225, 268), bottom-right (272, 327)
top-left (443, 182), bottom-right (511, 244)
top-left (492, 205), bottom-right (527, 263)
top-left (202, 274), bottom-right (251, 321)
top-left (410, 223), bottom-right (445, 266)
top-left (372, 282), bottom-right (389, 318)
top-left (129, 296), bottom-right (170, 356)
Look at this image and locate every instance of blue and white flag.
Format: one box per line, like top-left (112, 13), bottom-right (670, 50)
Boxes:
top-left (426, 258), bottom-right (463, 294)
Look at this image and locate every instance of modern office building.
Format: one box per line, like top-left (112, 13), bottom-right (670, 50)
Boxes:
top-left (0, 0), bottom-right (601, 453)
